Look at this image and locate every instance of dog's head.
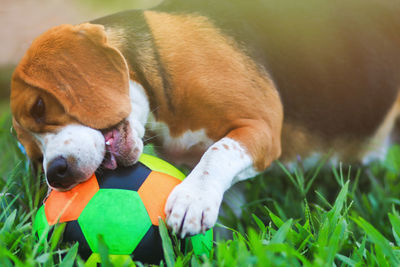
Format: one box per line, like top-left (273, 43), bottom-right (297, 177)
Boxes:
top-left (10, 23), bottom-right (143, 190)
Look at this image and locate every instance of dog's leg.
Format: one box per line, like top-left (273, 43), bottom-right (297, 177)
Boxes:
top-left (165, 122), bottom-right (281, 237)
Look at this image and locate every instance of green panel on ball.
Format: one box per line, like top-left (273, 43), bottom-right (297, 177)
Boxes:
top-left (139, 153), bottom-right (185, 180)
top-left (33, 205), bottom-right (49, 241)
top-left (191, 229), bottom-right (213, 256)
top-left (78, 189), bottom-right (152, 255)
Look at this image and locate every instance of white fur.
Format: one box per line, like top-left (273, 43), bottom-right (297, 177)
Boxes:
top-left (125, 80), bottom-right (151, 156)
top-left (147, 114), bottom-right (214, 166)
top-left (165, 137), bottom-right (258, 237)
top-left (35, 124), bottom-right (105, 189)
top-left (147, 115), bottom-right (212, 148)
top-left (361, 99), bottom-right (400, 164)
top-left (127, 80), bottom-right (150, 139)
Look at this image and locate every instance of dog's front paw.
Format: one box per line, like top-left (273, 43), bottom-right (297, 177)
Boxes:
top-left (165, 180), bottom-right (223, 238)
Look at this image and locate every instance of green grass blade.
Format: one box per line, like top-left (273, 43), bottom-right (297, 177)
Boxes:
top-left (271, 219), bottom-right (293, 244)
top-left (59, 242), bottom-right (78, 267)
top-left (276, 161), bottom-right (298, 189)
top-left (353, 216), bottom-right (399, 265)
top-left (50, 223), bottom-right (66, 252)
top-left (304, 157), bottom-right (326, 194)
top-left (375, 243), bottom-right (390, 267)
top-left (336, 254), bottom-right (357, 266)
top-left (326, 219), bottom-right (347, 263)
top-left (159, 218), bottom-right (176, 267)
top-left (389, 213), bottom-right (400, 246)
top-left (251, 214), bottom-right (266, 233)
top-left (0, 245), bottom-right (24, 267)
top-left (264, 243), bottom-right (312, 266)
top-left (97, 235), bottom-right (112, 267)
top-left (0, 209), bottom-right (16, 232)
top-left (353, 235), bottom-right (367, 263)
top-left (331, 181), bottom-right (349, 223)
top-left (267, 208), bottom-right (284, 228)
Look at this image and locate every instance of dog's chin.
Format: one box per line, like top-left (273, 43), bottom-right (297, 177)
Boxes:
top-left (101, 119), bottom-right (143, 170)
top-left (49, 183), bottom-right (77, 192)
top-left (47, 171), bottom-right (93, 192)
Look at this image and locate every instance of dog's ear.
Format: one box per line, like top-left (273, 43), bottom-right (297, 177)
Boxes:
top-left (13, 23), bottom-right (131, 129)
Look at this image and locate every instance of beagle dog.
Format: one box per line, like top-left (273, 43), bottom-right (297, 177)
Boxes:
top-left (10, 0), bottom-right (400, 237)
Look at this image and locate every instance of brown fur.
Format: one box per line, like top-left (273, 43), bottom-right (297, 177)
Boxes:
top-left (11, 86), bottom-right (77, 164)
top-left (143, 11), bottom-right (283, 170)
top-left (11, 23), bottom-right (131, 131)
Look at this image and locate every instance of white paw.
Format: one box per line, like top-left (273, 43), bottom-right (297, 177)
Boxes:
top-left (165, 180), bottom-right (223, 238)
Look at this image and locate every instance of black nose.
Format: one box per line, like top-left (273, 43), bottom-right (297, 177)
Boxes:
top-left (46, 156), bottom-right (71, 188)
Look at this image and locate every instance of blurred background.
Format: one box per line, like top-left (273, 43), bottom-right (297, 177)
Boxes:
top-left (0, 0), bottom-right (162, 115)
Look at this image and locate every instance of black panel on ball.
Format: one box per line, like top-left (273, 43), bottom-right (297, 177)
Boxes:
top-left (132, 225), bottom-right (164, 264)
top-left (63, 220), bottom-right (92, 260)
top-left (95, 163), bottom-right (151, 191)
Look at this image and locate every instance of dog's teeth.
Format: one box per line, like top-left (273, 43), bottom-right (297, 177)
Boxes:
top-left (105, 141), bottom-right (110, 145)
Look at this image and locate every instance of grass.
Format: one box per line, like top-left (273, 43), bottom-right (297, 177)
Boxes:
top-left (1, 108), bottom-right (400, 266)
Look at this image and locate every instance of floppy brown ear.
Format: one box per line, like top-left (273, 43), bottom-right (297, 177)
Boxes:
top-left (13, 23), bottom-right (131, 129)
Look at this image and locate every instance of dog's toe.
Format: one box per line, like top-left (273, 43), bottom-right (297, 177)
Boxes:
top-left (165, 181), bottom-right (222, 238)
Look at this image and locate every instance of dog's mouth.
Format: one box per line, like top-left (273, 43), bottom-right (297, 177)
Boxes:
top-left (101, 120), bottom-right (142, 170)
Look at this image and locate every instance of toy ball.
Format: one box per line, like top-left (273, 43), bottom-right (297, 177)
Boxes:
top-left (33, 154), bottom-right (213, 265)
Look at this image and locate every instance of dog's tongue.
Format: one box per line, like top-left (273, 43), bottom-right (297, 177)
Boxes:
top-left (103, 152), bottom-right (117, 169)
top-left (103, 129), bottom-right (119, 170)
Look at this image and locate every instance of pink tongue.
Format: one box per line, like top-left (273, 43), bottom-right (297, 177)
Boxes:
top-left (104, 130), bottom-right (115, 142)
top-left (103, 152), bottom-right (117, 170)
top-left (103, 128), bottom-right (120, 170)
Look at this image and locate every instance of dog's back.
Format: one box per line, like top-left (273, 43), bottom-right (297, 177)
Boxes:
top-left (156, 0), bottom-right (400, 161)
top-left (158, 0), bottom-right (400, 134)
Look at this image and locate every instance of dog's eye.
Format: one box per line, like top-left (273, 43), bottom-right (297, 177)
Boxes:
top-left (31, 97), bottom-right (45, 123)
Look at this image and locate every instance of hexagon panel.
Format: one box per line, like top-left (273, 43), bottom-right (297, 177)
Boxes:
top-left (138, 171), bottom-right (181, 225)
top-left (138, 154), bottom-right (185, 181)
top-left (78, 189), bottom-right (152, 254)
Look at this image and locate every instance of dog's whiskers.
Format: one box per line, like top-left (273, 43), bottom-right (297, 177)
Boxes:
top-left (144, 126), bottom-right (169, 131)
top-left (150, 105), bottom-right (160, 114)
top-left (143, 133), bottom-right (165, 143)
top-left (104, 149), bottom-right (122, 158)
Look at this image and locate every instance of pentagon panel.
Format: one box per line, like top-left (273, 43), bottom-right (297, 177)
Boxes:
top-left (95, 162), bottom-right (151, 191)
top-left (45, 174), bottom-right (99, 224)
top-left (132, 225), bottom-right (164, 264)
top-left (63, 220), bottom-right (92, 260)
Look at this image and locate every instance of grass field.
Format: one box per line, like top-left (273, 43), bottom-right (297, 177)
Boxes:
top-left (1, 108), bottom-right (400, 267)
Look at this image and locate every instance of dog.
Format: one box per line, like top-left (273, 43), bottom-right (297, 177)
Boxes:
top-left (10, 0), bottom-right (400, 237)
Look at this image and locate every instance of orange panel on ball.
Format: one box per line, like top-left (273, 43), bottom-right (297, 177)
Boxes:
top-left (44, 174), bottom-right (99, 225)
top-left (138, 171), bottom-right (181, 225)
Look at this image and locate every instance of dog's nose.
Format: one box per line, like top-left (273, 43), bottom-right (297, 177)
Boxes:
top-left (46, 156), bottom-right (71, 188)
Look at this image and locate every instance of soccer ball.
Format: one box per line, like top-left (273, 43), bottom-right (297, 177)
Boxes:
top-left (33, 154), bottom-right (212, 265)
